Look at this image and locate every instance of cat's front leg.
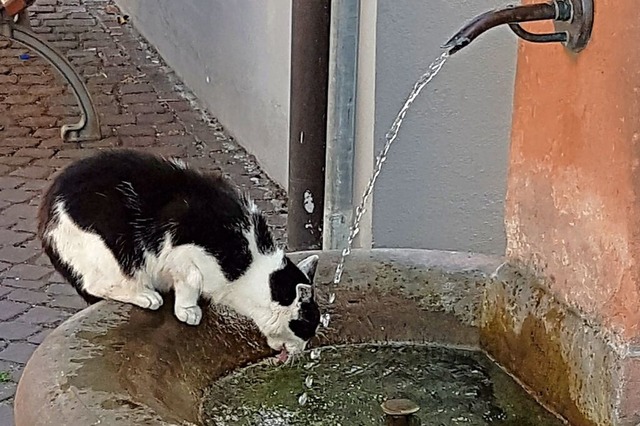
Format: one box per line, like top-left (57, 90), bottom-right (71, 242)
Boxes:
top-left (171, 265), bottom-right (204, 326)
top-left (84, 275), bottom-right (163, 310)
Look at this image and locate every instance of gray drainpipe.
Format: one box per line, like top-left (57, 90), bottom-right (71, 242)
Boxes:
top-left (323, 0), bottom-right (360, 250)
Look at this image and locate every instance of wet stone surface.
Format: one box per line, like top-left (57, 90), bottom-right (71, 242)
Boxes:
top-left (0, 0), bottom-right (288, 423)
top-left (202, 344), bottom-right (564, 426)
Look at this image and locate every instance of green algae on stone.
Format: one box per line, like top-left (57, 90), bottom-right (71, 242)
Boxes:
top-left (202, 344), bottom-right (564, 425)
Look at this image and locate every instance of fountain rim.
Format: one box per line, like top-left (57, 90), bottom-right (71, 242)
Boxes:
top-left (13, 248), bottom-right (503, 426)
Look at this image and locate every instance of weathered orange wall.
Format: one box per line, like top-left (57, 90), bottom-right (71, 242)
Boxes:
top-left (506, 0), bottom-right (640, 340)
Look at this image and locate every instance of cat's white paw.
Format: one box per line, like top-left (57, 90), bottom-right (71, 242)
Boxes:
top-left (132, 290), bottom-right (164, 310)
top-left (174, 305), bottom-right (202, 325)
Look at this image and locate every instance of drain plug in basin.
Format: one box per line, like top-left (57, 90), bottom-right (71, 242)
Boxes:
top-left (381, 399), bottom-right (420, 425)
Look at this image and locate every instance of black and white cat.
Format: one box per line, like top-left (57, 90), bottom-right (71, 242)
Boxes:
top-left (38, 149), bottom-right (321, 359)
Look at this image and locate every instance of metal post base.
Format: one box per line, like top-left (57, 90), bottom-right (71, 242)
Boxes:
top-left (0, 13), bottom-right (101, 142)
top-left (554, 0), bottom-right (593, 53)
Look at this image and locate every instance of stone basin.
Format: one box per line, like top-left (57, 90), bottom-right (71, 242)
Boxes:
top-left (14, 249), bottom-right (510, 425)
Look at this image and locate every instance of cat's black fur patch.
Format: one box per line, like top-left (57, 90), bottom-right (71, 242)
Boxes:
top-left (251, 212), bottom-right (276, 255)
top-left (39, 150), bottom-right (261, 283)
top-left (289, 300), bottom-right (321, 341)
top-left (269, 256), bottom-right (320, 341)
top-left (269, 257), bottom-right (311, 306)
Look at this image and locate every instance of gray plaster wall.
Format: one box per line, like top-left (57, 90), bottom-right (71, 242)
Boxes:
top-left (370, 0), bottom-right (517, 255)
top-left (114, 0), bottom-right (514, 255)
top-left (114, 0), bottom-right (292, 188)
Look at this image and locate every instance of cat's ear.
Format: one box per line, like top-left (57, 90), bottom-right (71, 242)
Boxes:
top-left (296, 283), bottom-right (313, 303)
top-left (296, 255), bottom-right (319, 282)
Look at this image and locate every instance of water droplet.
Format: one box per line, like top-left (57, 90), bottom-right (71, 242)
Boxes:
top-left (298, 392), bottom-right (308, 406)
top-left (328, 293), bottom-right (336, 304)
top-left (305, 375), bottom-right (314, 388)
top-left (310, 348), bottom-right (322, 360)
top-left (321, 313), bottom-right (331, 328)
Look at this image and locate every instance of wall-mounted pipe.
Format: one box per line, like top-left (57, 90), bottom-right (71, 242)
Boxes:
top-left (444, 0), bottom-right (594, 55)
top-left (323, 0), bottom-right (360, 250)
top-left (287, 0), bottom-right (331, 251)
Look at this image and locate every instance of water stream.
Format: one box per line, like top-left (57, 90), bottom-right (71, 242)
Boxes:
top-left (297, 51), bottom-right (451, 406)
top-left (332, 50), bottom-right (450, 287)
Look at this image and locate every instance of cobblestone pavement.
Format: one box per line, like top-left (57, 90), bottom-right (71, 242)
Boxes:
top-left (0, 1), bottom-right (288, 424)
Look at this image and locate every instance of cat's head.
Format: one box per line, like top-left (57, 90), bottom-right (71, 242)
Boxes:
top-left (259, 254), bottom-right (320, 358)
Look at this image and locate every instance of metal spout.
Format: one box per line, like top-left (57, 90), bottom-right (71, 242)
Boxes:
top-left (443, 0), bottom-right (593, 55)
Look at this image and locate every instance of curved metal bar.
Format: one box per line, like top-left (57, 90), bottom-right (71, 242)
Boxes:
top-left (508, 23), bottom-right (567, 44)
top-left (0, 20), bottom-right (101, 142)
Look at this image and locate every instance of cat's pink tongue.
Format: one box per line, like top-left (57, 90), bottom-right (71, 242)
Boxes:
top-left (277, 347), bottom-right (289, 363)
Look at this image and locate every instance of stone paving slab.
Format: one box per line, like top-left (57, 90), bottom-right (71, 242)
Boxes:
top-left (0, 0), bottom-right (288, 424)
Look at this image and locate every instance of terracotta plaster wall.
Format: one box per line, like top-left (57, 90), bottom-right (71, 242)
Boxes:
top-left (506, 0), bottom-right (640, 340)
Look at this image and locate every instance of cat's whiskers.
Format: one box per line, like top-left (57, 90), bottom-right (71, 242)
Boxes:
top-left (315, 330), bottom-right (328, 340)
top-left (282, 351), bottom-right (300, 368)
